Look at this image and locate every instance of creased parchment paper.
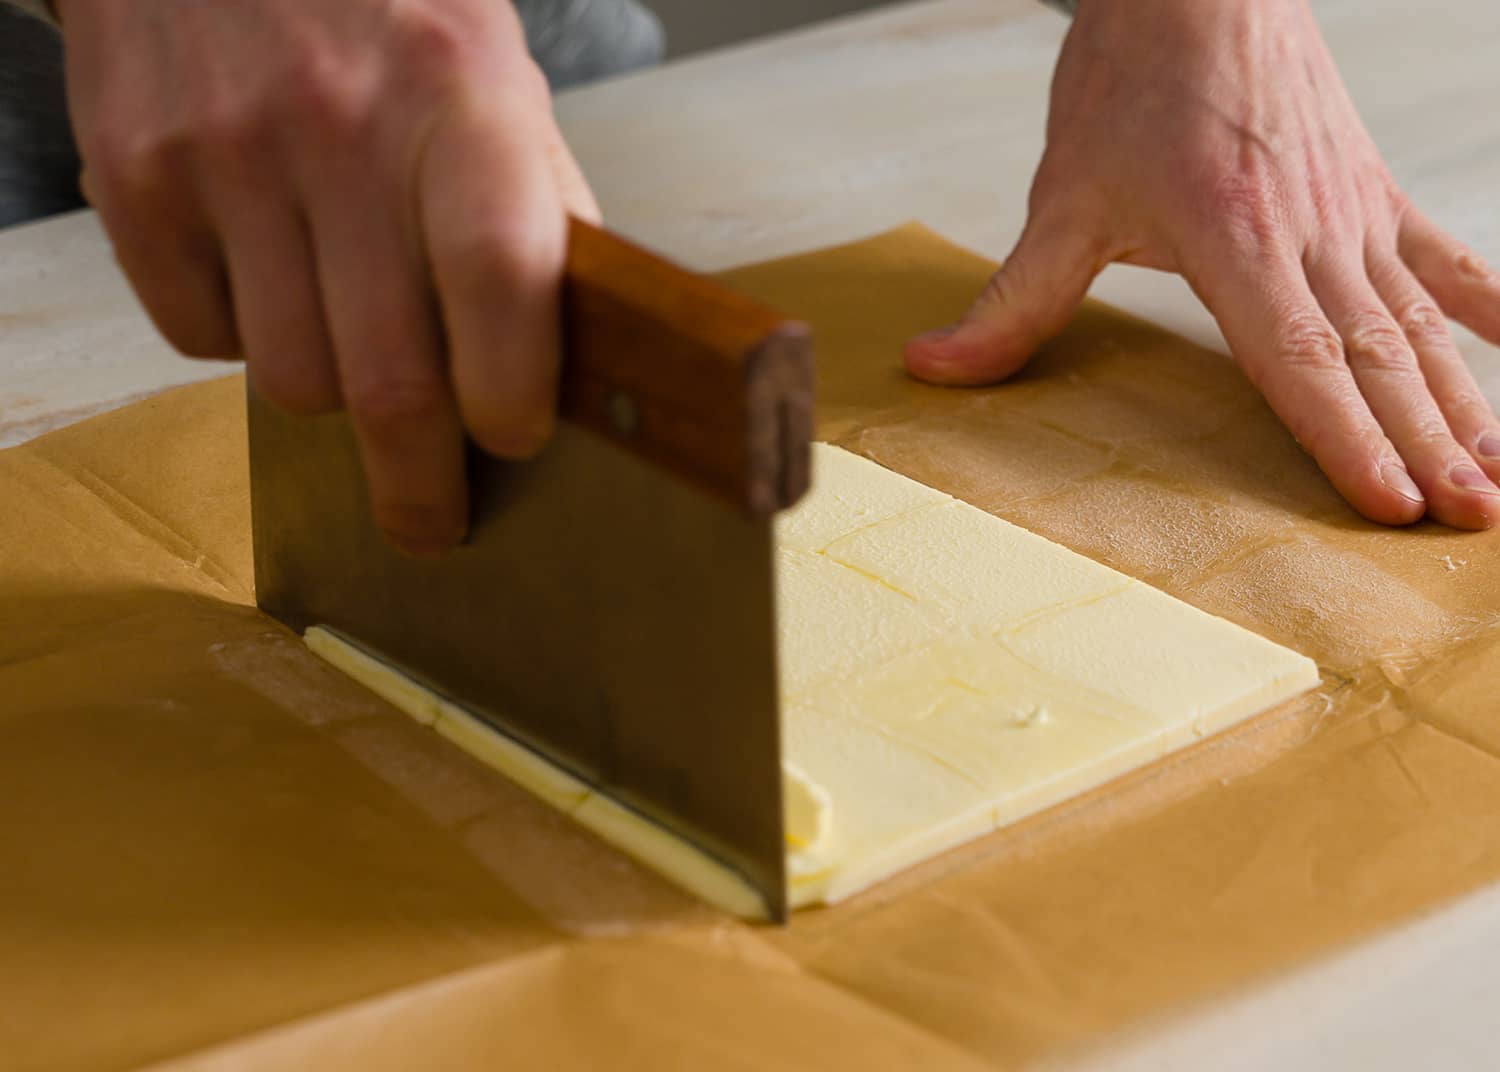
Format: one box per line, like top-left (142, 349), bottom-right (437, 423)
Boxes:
top-left (3, 225), bottom-right (1499, 1072)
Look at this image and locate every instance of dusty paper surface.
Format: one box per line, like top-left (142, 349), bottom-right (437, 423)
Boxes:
top-left (3, 225), bottom-right (1499, 1071)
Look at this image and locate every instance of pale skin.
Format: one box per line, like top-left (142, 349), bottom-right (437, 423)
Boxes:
top-left (56, 0), bottom-right (1500, 552)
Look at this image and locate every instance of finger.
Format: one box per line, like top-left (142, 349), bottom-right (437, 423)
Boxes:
top-left (85, 160), bottom-right (239, 359)
top-left (903, 206), bottom-right (1108, 386)
top-left (1306, 251), bottom-right (1499, 530)
top-left (1191, 249), bottom-right (1426, 527)
top-left (308, 176), bottom-right (468, 557)
top-left (541, 117), bottom-right (601, 225)
top-left (1367, 250), bottom-right (1500, 483)
top-left (1398, 206), bottom-right (1500, 347)
top-left (215, 192), bottom-right (341, 415)
top-left (420, 92), bottom-right (568, 459)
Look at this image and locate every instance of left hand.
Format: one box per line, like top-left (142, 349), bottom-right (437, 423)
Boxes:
top-left (905, 0), bottom-right (1500, 529)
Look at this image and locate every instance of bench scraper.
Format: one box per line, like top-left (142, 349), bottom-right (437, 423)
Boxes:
top-left (249, 221), bottom-right (812, 921)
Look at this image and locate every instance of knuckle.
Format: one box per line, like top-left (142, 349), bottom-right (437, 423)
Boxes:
top-left (979, 267), bottom-right (1035, 336)
top-left (392, 9), bottom-right (546, 103)
top-left (504, 55), bottom-right (552, 104)
top-left (1392, 299), bottom-right (1450, 347)
top-left (192, 101), bottom-right (271, 163)
top-left (1276, 314), bottom-right (1345, 374)
top-left (1341, 315), bottom-right (1415, 375)
top-left (395, 9), bottom-right (479, 85)
top-left (445, 221), bottom-right (561, 293)
top-left (252, 363), bottom-right (341, 417)
top-left (89, 129), bottom-right (176, 201)
top-left (345, 366), bottom-right (448, 434)
top-left (280, 58), bottom-right (366, 140)
top-left (1410, 421), bottom-right (1459, 451)
top-left (1384, 180), bottom-right (1412, 218)
top-left (1454, 248), bottom-right (1498, 287)
top-left (282, 68), bottom-right (354, 136)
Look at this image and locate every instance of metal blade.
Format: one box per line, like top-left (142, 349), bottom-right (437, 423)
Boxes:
top-left (249, 391), bottom-right (787, 920)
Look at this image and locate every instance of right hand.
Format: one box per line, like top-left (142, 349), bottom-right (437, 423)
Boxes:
top-left (60, 0), bottom-right (599, 554)
top-left (907, 0), bottom-right (1500, 530)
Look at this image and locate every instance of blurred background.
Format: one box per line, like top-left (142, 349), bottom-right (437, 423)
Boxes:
top-left (645, 0), bottom-right (897, 56)
top-left (0, 0), bottom-right (907, 229)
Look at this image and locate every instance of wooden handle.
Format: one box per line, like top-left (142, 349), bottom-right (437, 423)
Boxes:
top-left (560, 220), bottom-right (814, 515)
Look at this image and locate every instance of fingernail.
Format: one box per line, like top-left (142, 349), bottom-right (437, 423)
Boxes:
top-left (1451, 465), bottom-right (1500, 494)
top-left (912, 325), bottom-right (959, 344)
top-left (1477, 433), bottom-right (1500, 459)
top-left (1381, 464), bottom-right (1425, 504)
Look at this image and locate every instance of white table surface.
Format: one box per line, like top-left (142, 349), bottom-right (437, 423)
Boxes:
top-left (4, 1), bottom-right (1499, 1067)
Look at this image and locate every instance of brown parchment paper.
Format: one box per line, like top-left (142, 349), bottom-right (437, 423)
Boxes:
top-left (4, 225), bottom-right (1500, 1072)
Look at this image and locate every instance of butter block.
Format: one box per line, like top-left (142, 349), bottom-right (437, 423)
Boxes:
top-left (782, 702), bottom-right (993, 905)
top-left (825, 497), bottom-right (1128, 628)
top-left (305, 443), bottom-right (1320, 919)
top-left (774, 544), bottom-right (949, 697)
top-left (800, 635), bottom-right (1168, 785)
top-left (775, 443), bottom-right (947, 553)
top-left (774, 444), bottom-right (1317, 909)
top-left (1007, 583), bottom-right (1320, 737)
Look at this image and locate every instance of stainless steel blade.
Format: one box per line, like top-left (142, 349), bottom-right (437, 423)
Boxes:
top-left (249, 391), bottom-right (787, 920)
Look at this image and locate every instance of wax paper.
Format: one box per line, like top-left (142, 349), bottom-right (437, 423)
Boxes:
top-left (4, 225), bottom-right (1499, 1071)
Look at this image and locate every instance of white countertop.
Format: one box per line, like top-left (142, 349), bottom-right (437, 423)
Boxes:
top-left (4, 1), bottom-right (1500, 1066)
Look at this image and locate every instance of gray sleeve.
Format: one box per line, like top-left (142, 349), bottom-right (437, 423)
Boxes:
top-left (512, 0), bottom-right (663, 89)
top-left (2, 0), bottom-right (56, 22)
top-left (1042, 0), bottom-right (1079, 13)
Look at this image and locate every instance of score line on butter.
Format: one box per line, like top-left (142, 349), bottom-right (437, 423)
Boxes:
top-left (307, 444), bottom-right (1318, 917)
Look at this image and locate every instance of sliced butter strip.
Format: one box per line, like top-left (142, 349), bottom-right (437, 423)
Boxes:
top-left (431, 698), bottom-right (590, 813)
top-left (306, 626), bottom-right (441, 726)
top-left (305, 443), bottom-right (1320, 918)
top-left (570, 792), bottom-right (768, 920)
top-left (304, 626), bottom-right (768, 920)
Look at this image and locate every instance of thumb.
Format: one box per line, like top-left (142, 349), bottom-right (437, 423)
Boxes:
top-left (904, 213), bottom-right (1107, 386)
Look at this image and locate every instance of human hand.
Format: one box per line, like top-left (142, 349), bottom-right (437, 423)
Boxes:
top-left (906, 0), bottom-right (1500, 529)
top-left (61, 0), bottom-right (599, 553)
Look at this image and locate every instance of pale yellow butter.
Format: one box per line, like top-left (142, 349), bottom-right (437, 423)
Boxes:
top-left (306, 444), bottom-right (1319, 917)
